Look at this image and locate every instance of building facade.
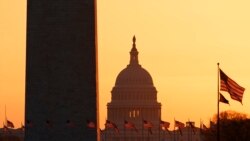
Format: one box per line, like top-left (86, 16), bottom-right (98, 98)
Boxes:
top-left (103, 36), bottom-right (161, 141)
top-left (101, 37), bottom-right (205, 141)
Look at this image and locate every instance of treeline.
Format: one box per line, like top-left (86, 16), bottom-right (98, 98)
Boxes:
top-left (203, 110), bottom-right (250, 141)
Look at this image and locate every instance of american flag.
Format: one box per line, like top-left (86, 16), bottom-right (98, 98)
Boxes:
top-left (124, 120), bottom-right (138, 132)
top-left (202, 123), bottom-right (208, 130)
top-left (174, 120), bottom-right (184, 128)
top-left (86, 120), bottom-right (95, 128)
top-left (220, 69), bottom-right (245, 103)
top-left (219, 93), bottom-right (229, 104)
top-left (105, 120), bottom-right (119, 133)
top-left (160, 120), bottom-right (170, 130)
top-left (6, 120), bottom-right (14, 128)
top-left (143, 120), bottom-right (153, 134)
top-left (143, 120), bottom-right (153, 128)
top-left (187, 121), bottom-right (195, 134)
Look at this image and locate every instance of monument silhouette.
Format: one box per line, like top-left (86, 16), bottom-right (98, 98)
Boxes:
top-left (25, 0), bottom-right (98, 141)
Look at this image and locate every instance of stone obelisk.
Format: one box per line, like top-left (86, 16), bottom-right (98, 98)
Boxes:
top-left (25, 0), bottom-right (98, 141)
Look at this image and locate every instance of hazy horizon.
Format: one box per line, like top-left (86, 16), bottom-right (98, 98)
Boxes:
top-left (1, 0), bottom-right (250, 130)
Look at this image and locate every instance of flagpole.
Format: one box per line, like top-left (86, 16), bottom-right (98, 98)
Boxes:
top-left (199, 119), bottom-right (201, 141)
top-left (123, 118), bottom-right (126, 141)
top-left (147, 128), bottom-right (149, 141)
top-left (124, 120), bottom-right (126, 141)
top-left (105, 130), bottom-right (107, 141)
top-left (189, 119), bottom-right (191, 141)
top-left (188, 119), bottom-right (190, 141)
top-left (217, 63), bottom-right (220, 141)
top-left (104, 119), bottom-right (107, 141)
top-left (5, 105), bottom-right (7, 126)
top-left (159, 126), bottom-right (160, 141)
top-left (142, 117), bottom-right (144, 141)
top-left (173, 118), bottom-right (175, 141)
top-left (159, 118), bottom-right (160, 141)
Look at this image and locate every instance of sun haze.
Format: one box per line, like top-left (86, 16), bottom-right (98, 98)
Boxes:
top-left (1, 0), bottom-right (250, 129)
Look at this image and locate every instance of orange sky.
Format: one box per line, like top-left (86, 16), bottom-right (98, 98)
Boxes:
top-left (1, 0), bottom-right (250, 129)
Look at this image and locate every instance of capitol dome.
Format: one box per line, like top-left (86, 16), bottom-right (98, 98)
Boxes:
top-left (106, 36), bottom-right (161, 141)
top-left (115, 65), bottom-right (153, 86)
top-left (115, 36), bottom-right (154, 87)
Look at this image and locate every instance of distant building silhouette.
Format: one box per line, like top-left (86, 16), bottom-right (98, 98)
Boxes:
top-left (101, 37), bottom-right (204, 141)
top-left (103, 36), bottom-right (161, 141)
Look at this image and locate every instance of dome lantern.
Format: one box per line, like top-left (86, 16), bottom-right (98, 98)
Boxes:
top-left (129, 36), bottom-right (139, 66)
top-left (115, 36), bottom-right (154, 86)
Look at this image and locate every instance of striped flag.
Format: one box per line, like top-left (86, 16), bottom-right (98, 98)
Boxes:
top-left (7, 120), bottom-right (14, 128)
top-left (174, 120), bottom-right (184, 136)
top-left (86, 120), bottom-right (95, 128)
top-left (174, 120), bottom-right (184, 128)
top-left (202, 123), bottom-right (208, 130)
top-left (124, 120), bottom-right (138, 132)
top-left (219, 93), bottom-right (229, 104)
top-left (105, 120), bottom-right (119, 133)
top-left (187, 121), bottom-right (195, 134)
top-left (160, 120), bottom-right (170, 130)
top-left (143, 120), bottom-right (153, 128)
top-left (143, 120), bottom-right (153, 134)
top-left (220, 69), bottom-right (245, 103)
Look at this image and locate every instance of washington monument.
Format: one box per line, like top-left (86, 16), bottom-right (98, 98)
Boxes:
top-left (25, 0), bottom-right (98, 141)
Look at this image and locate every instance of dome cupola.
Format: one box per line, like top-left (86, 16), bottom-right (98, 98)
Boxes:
top-left (115, 36), bottom-right (154, 87)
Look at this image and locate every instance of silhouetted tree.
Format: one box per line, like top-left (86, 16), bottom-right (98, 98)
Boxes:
top-left (203, 110), bottom-right (250, 141)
